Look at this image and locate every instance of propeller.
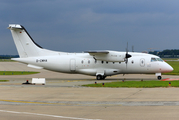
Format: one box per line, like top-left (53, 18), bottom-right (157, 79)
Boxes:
top-left (125, 42), bottom-right (132, 65)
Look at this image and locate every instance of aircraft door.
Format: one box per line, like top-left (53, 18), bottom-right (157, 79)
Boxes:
top-left (70, 59), bottom-right (76, 71)
top-left (140, 58), bottom-right (145, 67)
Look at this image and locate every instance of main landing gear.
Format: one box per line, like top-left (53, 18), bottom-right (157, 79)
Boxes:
top-left (96, 75), bottom-right (106, 80)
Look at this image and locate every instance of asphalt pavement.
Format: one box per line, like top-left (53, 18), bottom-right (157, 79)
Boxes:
top-left (0, 62), bottom-right (179, 120)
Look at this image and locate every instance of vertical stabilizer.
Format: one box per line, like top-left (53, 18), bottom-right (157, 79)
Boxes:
top-left (8, 24), bottom-right (43, 58)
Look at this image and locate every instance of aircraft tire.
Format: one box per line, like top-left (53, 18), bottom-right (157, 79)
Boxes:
top-left (157, 76), bottom-right (162, 80)
top-left (96, 75), bottom-right (106, 80)
top-left (102, 76), bottom-right (106, 80)
top-left (96, 75), bottom-right (103, 80)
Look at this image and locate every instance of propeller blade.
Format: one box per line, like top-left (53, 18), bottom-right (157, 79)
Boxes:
top-left (125, 42), bottom-right (132, 66)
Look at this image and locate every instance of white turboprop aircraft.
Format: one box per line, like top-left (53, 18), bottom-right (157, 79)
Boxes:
top-left (8, 24), bottom-right (173, 80)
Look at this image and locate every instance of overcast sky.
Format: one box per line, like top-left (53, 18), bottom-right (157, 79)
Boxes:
top-left (1, 0), bottom-right (179, 54)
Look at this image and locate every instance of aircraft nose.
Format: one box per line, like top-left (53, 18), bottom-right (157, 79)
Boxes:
top-left (162, 62), bottom-right (173, 73)
top-left (167, 65), bottom-right (173, 72)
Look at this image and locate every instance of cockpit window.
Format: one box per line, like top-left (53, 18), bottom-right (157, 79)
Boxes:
top-left (151, 57), bottom-right (163, 62)
top-left (151, 58), bottom-right (157, 62)
top-left (156, 58), bottom-right (163, 62)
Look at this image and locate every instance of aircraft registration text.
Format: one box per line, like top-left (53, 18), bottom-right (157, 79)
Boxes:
top-left (36, 59), bottom-right (47, 62)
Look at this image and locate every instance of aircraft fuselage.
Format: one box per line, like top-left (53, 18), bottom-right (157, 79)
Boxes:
top-left (13, 52), bottom-right (172, 77)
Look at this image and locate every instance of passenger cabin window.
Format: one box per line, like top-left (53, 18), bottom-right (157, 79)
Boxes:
top-left (151, 58), bottom-right (163, 62)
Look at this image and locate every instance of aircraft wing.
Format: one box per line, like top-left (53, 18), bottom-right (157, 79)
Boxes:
top-left (85, 50), bottom-right (125, 62)
top-left (84, 51), bottom-right (109, 55)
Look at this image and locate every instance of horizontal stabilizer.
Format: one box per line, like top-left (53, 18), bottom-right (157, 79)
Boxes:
top-left (8, 24), bottom-right (23, 30)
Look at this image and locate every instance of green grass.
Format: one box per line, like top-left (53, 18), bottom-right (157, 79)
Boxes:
top-left (162, 58), bottom-right (179, 60)
top-left (0, 80), bottom-right (9, 82)
top-left (0, 71), bottom-right (39, 75)
top-left (83, 81), bottom-right (179, 88)
top-left (0, 59), bottom-right (15, 62)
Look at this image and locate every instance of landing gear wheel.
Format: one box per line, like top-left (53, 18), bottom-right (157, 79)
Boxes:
top-left (96, 75), bottom-right (102, 80)
top-left (96, 75), bottom-right (106, 80)
top-left (157, 76), bottom-right (162, 80)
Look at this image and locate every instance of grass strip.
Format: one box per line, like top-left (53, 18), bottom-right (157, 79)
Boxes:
top-left (0, 71), bottom-right (39, 75)
top-left (83, 80), bottom-right (179, 88)
top-left (0, 80), bottom-right (9, 82)
top-left (0, 59), bottom-right (15, 62)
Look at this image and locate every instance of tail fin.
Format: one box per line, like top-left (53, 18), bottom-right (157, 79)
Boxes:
top-left (8, 24), bottom-right (43, 58)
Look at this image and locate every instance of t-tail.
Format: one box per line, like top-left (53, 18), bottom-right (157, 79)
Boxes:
top-left (8, 24), bottom-right (63, 58)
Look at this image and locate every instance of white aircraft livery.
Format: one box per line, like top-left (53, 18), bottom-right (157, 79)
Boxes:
top-left (8, 24), bottom-right (173, 80)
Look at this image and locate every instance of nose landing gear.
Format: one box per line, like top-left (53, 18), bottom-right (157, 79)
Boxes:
top-left (157, 76), bottom-right (162, 80)
top-left (156, 73), bottom-right (162, 80)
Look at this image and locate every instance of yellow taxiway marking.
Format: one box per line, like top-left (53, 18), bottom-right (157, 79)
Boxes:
top-left (0, 99), bottom-right (90, 106)
top-left (0, 99), bottom-right (122, 107)
top-left (0, 99), bottom-right (61, 105)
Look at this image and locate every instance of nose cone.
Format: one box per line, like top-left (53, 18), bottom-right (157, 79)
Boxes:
top-left (161, 62), bottom-right (173, 73)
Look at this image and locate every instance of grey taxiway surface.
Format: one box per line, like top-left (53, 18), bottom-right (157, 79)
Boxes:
top-left (0, 62), bottom-right (179, 120)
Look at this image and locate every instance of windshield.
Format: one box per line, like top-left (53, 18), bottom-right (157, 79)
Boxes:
top-left (151, 57), bottom-right (163, 62)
